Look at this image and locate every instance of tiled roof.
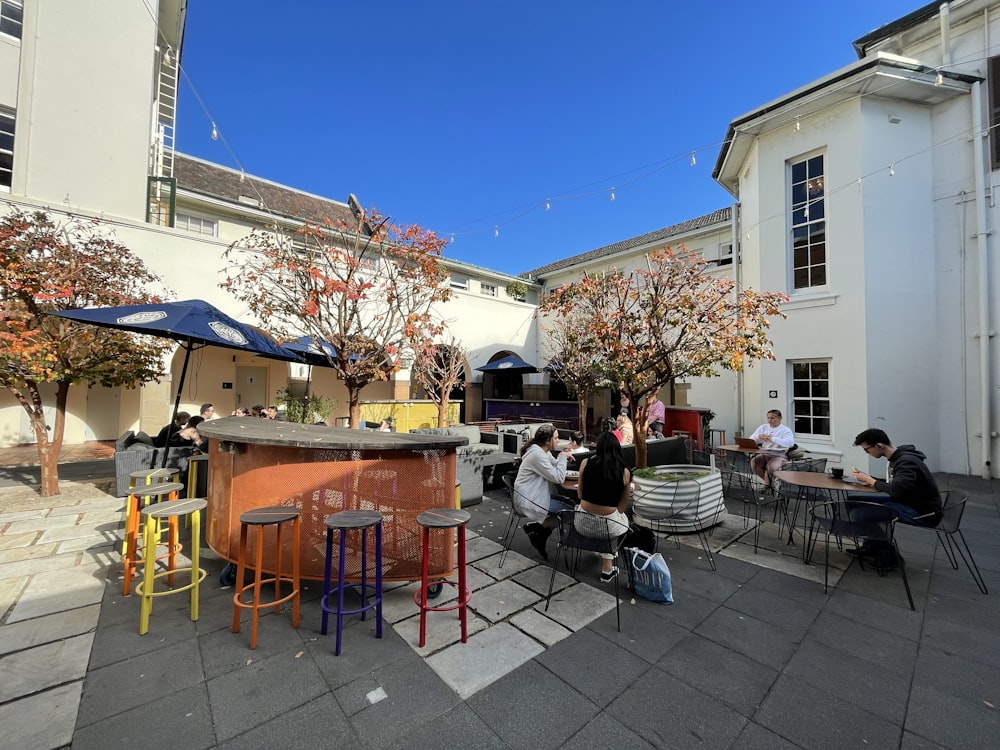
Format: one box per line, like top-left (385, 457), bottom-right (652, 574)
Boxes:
top-left (524, 206), bottom-right (732, 278)
top-left (173, 154), bottom-right (359, 227)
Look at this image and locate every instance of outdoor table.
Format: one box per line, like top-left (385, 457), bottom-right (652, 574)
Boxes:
top-left (199, 417), bottom-right (466, 581)
top-left (773, 470), bottom-right (879, 558)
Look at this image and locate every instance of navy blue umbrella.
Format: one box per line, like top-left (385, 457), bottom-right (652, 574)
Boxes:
top-left (475, 354), bottom-right (539, 374)
top-left (281, 335), bottom-right (338, 366)
top-left (50, 299), bottom-right (302, 463)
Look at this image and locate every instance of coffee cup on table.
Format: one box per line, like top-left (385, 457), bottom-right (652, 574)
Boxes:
top-left (830, 467), bottom-right (844, 479)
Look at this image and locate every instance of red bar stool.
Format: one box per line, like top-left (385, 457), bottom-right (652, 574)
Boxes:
top-left (136, 497), bottom-right (208, 635)
top-left (320, 510), bottom-right (383, 656)
top-left (122, 481), bottom-right (185, 596)
top-left (231, 506), bottom-right (302, 650)
top-left (414, 508), bottom-right (471, 648)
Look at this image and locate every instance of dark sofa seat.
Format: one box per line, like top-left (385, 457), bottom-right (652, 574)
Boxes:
top-left (114, 431), bottom-right (195, 497)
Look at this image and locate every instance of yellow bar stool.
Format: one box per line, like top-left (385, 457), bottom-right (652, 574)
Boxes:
top-left (187, 454), bottom-right (209, 499)
top-left (231, 506), bottom-right (302, 650)
top-left (122, 481), bottom-right (185, 596)
top-left (136, 497), bottom-right (208, 635)
top-left (122, 468), bottom-right (181, 554)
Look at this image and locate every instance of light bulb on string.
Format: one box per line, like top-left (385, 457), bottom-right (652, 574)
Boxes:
top-left (163, 46), bottom-right (173, 66)
top-left (889, 163), bottom-right (895, 177)
top-left (690, 151), bottom-right (696, 166)
top-left (545, 199), bottom-right (551, 211)
top-left (239, 170), bottom-right (245, 184)
top-left (494, 225), bottom-right (499, 238)
top-left (610, 188), bottom-right (616, 202)
top-left (211, 123), bottom-right (219, 141)
top-left (795, 116), bottom-right (801, 132)
top-left (450, 233), bottom-right (455, 244)
top-left (935, 71), bottom-right (944, 87)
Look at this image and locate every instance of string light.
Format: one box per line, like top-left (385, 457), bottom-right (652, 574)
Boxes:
top-left (889, 163), bottom-right (895, 177)
top-left (450, 233), bottom-right (455, 243)
top-left (163, 46), bottom-right (173, 66)
top-left (935, 71), bottom-right (944, 86)
top-left (545, 199), bottom-right (551, 211)
top-left (794, 116), bottom-right (801, 132)
top-left (494, 225), bottom-right (499, 238)
top-left (239, 169), bottom-right (245, 183)
top-left (211, 122), bottom-right (219, 141)
top-left (610, 188), bottom-right (616, 202)
top-left (690, 151), bottom-right (696, 166)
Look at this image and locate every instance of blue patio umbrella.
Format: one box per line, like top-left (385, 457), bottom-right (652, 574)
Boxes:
top-left (475, 354), bottom-right (539, 373)
top-left (50, 299), bottom-right (303, 463)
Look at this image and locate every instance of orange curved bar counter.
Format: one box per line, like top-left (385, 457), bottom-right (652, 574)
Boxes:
top-left (198, 418), bottom-right (463, 581)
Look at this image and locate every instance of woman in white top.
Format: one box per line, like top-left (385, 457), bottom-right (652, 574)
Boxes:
top-left (748, 409), bottom-right (795, 486)
top-left (513, 423), bottom-right (575, 559)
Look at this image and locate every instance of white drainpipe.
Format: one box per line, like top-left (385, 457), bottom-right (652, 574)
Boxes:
top-left (970, 80), bottom-right (995, 478)
top-left (940, 3), bottom-right (952, 65)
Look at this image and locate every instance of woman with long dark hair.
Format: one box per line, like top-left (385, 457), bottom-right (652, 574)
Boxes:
top-left (576, 430), bottom-right (632, 582)
top-left (513, 423), bottom-right (575, 559)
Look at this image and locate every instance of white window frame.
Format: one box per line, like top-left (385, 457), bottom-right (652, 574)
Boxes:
top-left (788, 152), bottom-right (827, 291)
top-left (449, 275), bottom-right (469, 290)
top-left (0, 1), bottom-right (22, 40)
top-left (790, 359), bottom-right (831, 439)
top-left (480, 281), bottom-right (497, 297)
top-left (0, 109), bottom-right (13, 191)
top-left (174, 212), bottom-right (218, 237)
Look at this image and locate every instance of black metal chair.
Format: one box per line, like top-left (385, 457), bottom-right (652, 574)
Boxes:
top-left (902, 491), bottom-right (988, 595)
top-left (631, 478), bottom-right (721, 571)
top-left (545, 508), bottom-right (630, 631)
top-left (767, 458), bottom-right (829, 553)
top-left (498, 473), bottom-right (531, 568)
top-left (808, 499), bottom-right (914, 610)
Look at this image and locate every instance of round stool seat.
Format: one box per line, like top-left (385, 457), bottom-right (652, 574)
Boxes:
top-left (326, 509), bottom-right (384, 530)
top-left (417, 508), bottom-right (470, 529)
top-left (130, 468), bottom-right (180, 483)
top-left (141, 497), bottom-right (207, 520)
top-left (132, 481), bottom-right (186, 500)
top-left (240, 506), bottom-right (300, 526)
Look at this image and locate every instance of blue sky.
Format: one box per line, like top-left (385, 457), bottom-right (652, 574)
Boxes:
top-left (176, 0), bottom-right (922, 275)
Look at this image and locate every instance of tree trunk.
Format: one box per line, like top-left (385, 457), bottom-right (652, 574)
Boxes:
top-left (348, 386), bottom-right (361, 428)
top-left (436, 395), bottom-right (449, 427)
top-left (8, 380), bottom-right (65, 497)
top-left (632, 400), bottom-right (648, 469)
top-left (577, 391), bottom-right (588, 440)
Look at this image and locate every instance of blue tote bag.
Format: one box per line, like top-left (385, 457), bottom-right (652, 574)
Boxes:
top-left (626, 547), bottom-right (674, 603)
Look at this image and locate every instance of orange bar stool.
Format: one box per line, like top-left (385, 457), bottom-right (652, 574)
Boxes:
top-left (231, 506), bottom-right (302, 650)
top-left (123, 468), bottom-right (180, 554)
top-left (414, 508), bottom-right (471, 648)
top-left (136, 497), bottom-right (208, 635)
top-left (122, 481), bottom-right (185, 596)
top-left (320, 510), bottom-right (383, 656)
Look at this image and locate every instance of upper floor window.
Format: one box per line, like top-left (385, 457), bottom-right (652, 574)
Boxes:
top-left (0, 1), bottom-right (22, 40)
top-left (480, 282), bottom-right (497, 297)
top-left (0, 110), bottom-right (13, 191)
top-left (791, 360), bottom-right (830, 437)
top-left (789, 153), bottom-right (826, 290)
top-left (449, 275), bottom-right (469, 290)
top-left (174, 212), bottom-right (217, 237)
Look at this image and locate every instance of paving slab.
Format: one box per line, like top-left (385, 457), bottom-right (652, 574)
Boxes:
top-left (0, 632), bottom-right (94, 702)
top-left (508, 607), bottom-right (573, 647)
top-left (469, 577), bottom-right (541, 623)
top-left (0, 602), bottom-right (99, 655)
top-left (533, 581), bottom-right (616, 630)
top-left (425, 621), bottom-right (545, 699)
top-left (7, 565), bottom-right (110, 623)
top-left (0, 681), bottom-right (81, 750)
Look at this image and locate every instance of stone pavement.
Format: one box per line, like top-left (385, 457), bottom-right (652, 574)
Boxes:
top-left (0, 459), bottom-right (998, 748)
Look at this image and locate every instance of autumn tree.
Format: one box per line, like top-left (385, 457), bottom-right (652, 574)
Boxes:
top-left (222, 207), bottom-right (453, 428)
top-left (0, 210), bottom-right (169, 496)
top-left (539, 246), bottom-right (787, 468)
top-left (411, 334), bottom-right (470, 428)
top-left (540, 316), bottom-right (608, 440)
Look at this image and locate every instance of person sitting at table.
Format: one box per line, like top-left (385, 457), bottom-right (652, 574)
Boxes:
top-left (514, 423), bottom-right (575, 560)
top-left (153, 411), bottom-right (190, 447)
top-left (847, 428), bottom-right (944, 560)
top-left (748, 409), bottom-right (795, 488)
top-left (616, 413), bottom-right (634, 445)
top-left (567, 430), bottom-right (589, 453)
top-left (576, 431), bottom-right (632, 582)
top-left (177, 415), bottom-right (205, 449)
top-left (645, 393), bottom-right (666, 437)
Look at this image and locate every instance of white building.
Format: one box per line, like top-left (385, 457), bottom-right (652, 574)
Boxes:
top-left (1, 1), bottom-right (997, 477)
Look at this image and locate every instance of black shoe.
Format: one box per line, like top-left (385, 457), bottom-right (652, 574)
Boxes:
top-left (525, 524), bottom-right (551, 560)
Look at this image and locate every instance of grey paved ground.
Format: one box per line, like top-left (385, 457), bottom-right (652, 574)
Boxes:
top-left (1, 467), bottom-right (998, 749)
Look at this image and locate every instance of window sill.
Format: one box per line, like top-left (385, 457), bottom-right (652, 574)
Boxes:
top-left (782, 291), bottom-right (838, 311)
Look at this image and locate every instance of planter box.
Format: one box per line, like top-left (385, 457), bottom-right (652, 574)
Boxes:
top-left (631, 464), bottom-right (725, 534)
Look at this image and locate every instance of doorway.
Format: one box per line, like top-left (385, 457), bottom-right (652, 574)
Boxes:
top-left (235, 366), bottom-right (268, 412)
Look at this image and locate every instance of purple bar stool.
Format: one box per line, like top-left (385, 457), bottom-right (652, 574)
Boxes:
top-left (320, 510), bottom-right (383, 656)
top-left (414, 508), bottom-right (471, 648)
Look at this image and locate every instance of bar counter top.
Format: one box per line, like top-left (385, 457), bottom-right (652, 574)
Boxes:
top-left (198, 416), bottom-right (467, 451)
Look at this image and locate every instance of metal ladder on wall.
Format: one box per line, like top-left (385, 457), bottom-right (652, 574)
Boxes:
top-left (148, 46), bottom-right (178, 225)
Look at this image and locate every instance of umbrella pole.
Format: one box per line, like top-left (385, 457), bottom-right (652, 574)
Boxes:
top-left (302, 364), bottom-right (312, 423)
top-left (161, 342), bottom-right (193, 469)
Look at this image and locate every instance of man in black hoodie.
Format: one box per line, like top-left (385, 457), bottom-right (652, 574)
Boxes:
top-left (850, 428), bottom-right (943, 526)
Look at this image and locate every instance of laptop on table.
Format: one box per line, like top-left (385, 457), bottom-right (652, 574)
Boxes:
top-left (735, 437), bottom-right (760, 449)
